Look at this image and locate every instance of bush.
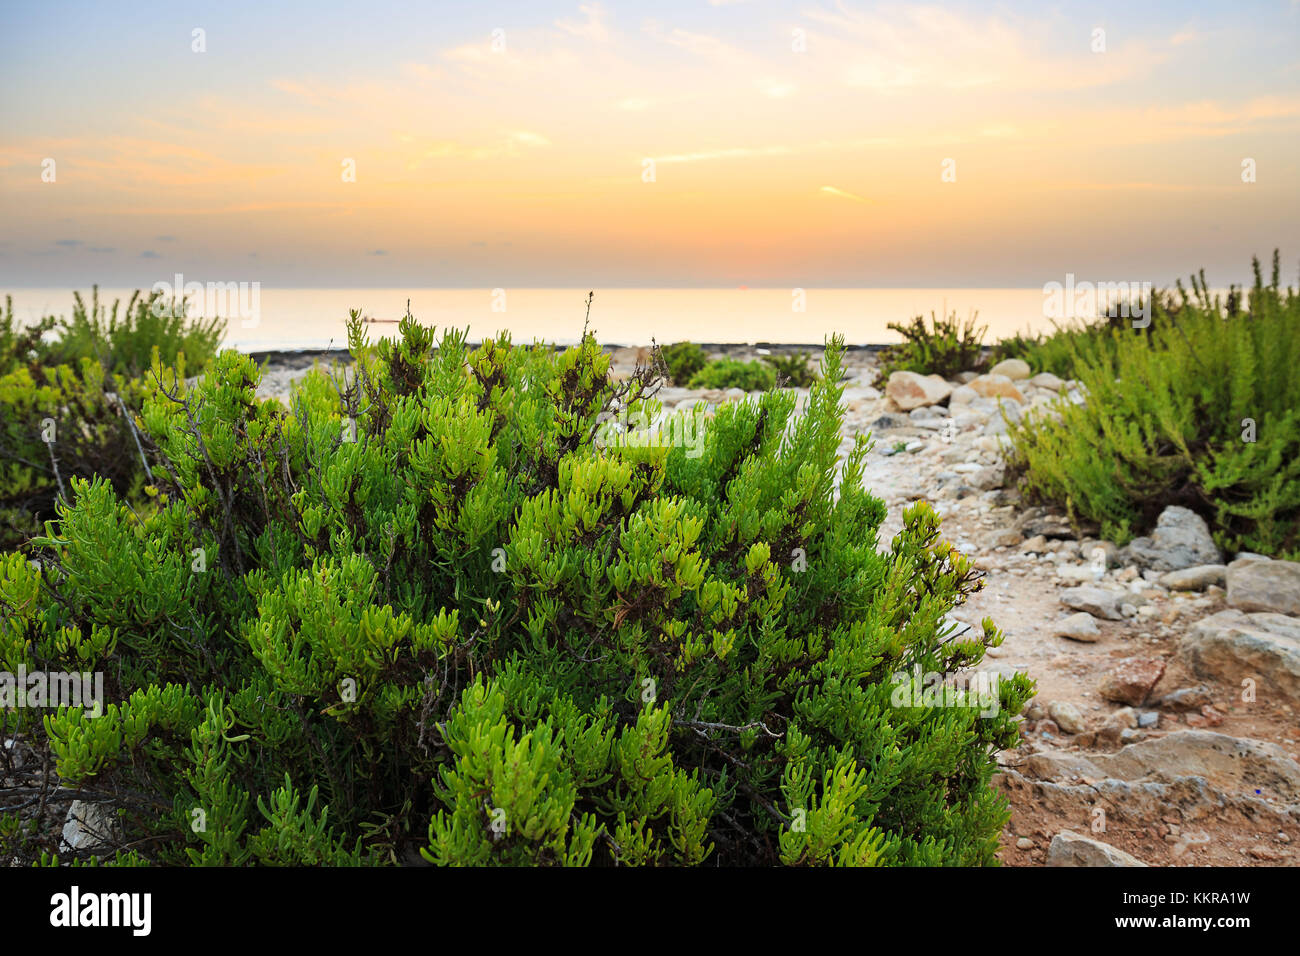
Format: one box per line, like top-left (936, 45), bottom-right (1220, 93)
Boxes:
top-left (0, 287), bottom-right (218, 551)
top-left (44, 287), bottom-right (226, 379)
top-left (1007, 253), bottom-right (1300, 558)
top-left (1, 317), bottom-right (1029, 867)
top-left (0, 296), bottom-right (57, 372)
top-left (873, 311), bottom-right (986, 386)
top-left (687, 358), bottom-right (777, 391)
top-left (0, 360), bottom-right (155, 549)
top-left (658, 341), bottom-right (707, 386)
top-left (762, 350), bottom-right (818, 388)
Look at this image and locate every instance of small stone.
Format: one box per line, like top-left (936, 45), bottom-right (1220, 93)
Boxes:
top-left (1248, 845), bottom-right (1283, 861)
top-left (1154, 685), bottom-right (1214, 711)
top-left (1048, 701), bottom-right (1086, 734)
top-left (1159, 565), bottom-right (1228, 591)
top-left (1098, 656), bottom-right (1167, 706)
top-left (871, 413), bottom-right (909, 430)
top-left (1020, 535), bottom-right (1049, 554)
top-left (1060, 586), bottom-right (1128, 621)
top-left (1015, 837), bottom-right (1034, 850)
top-left (1028, 372), bottom-right (1065, 391)
top-left (1136, 711), bottom-right (1159, 728)
top-left (1054, 612), bottom-right (1101, 643)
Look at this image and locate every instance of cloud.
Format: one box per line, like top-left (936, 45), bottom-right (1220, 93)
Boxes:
top-left (368, 249), bottom-right (387, 256)
top-left (556, 4), bottom-right (610, 43)
top-left (53, 239), bottom-right (81, 247)
top-left (820, 186), bottom-right (871, 203)
top-left (139, 250), bottom-right (161, 258)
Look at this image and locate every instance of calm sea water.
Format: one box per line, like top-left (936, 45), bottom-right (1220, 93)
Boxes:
top-left (6, 287), bottom-right (1110, 351)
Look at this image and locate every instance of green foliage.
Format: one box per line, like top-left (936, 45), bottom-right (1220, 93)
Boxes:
top-left (687, 357), bottom-right (777, 391)
top-left (0, 296), bottom-right (58, 372)
top-left (762, 350), bottom-right (818, 388)
top-left (658, 341), bottom-right (708, 386)
top-left (1008, 253), bottom-right (1300, 558)
top-left (0, 287), bottom-right (222, 550)
top-left (43, 287), bottom-right (225, 379)
top-left (1, 318), bottom-right (1030, 866)
top-left (0, 359), bottom-right (156, 550)
top-left (874, 311), bottom-right (986, 386)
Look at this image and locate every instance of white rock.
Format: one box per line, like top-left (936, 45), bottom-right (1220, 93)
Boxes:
top-left (1048, 831), bottom-right (1148, 867)
top-left (884, 371), bottom-right (954, 411)
top-left (1054, 611), bottom-right (1102, 642)
top-left (988, 358), bottom-right (1031, 381)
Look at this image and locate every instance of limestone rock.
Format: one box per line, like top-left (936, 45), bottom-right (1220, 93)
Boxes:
top-left (1159, 565), bottom-right (1227, 591)
top-left (884, 371), bottom-right (954, 411)
top-left (1124, 506), bottom-right (1222, 571)
top-left (1098, 656), bottom-right (1166, 706)
top-left (1226, 557), bottom-right (1300, 615)
top-left (1048, 831), bottom-right (1148, 867)
top-left (1054, 611), bottom-right (1101, 642)
top-left (968, 374), bottom-right (1026, 404)
top-left (1177, 609), bottom-right (1300, 703)
top-left (988, 358), bottom-right (1031, 381)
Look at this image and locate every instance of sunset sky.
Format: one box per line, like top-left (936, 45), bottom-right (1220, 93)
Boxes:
top-left (2, 0), bottom-right (1298, 288)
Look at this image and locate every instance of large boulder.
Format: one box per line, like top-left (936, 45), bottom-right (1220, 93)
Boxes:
top-left (1047, 831), bottom-right (1148, 867)
top-left (1177, 609), bottom-right (1300, 703)
top-left (1026, 730), bottom-right (1300, 799)
top-left (988, 358), bottom-right (1031, 381)
top-left (1124, 506), bottom-right (1222, 571)
top-left (1226, 557), bottom-right (1300, 615)
top-left (884, 371), bottom-right (953, 411)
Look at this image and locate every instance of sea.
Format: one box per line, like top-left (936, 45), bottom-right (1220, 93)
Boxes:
top-left (4, 287), bottom-right (1130, 352)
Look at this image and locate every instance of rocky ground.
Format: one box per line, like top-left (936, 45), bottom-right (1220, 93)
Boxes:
top-left (249, 343), bottom-right (1300, 867)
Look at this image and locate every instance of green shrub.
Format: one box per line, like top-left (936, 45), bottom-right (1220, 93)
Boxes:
top-left (44, 287), bottom-right (226, 379)
top-left (1, 317), bottom-right (1029, 867)
top-left (0, 359), bottom-right (158, 551)
top-left (990, 319), bottom-right (1135, 381)
top-left (1007, 253), bottom-right (1300, 558)
top-left (873, 311), bottom-right (986, 386)
top-left (0, 296), bottom-right (57, 372)
top-left (0, 288), bottom-right (224, 550)
top-left (687, 358), bottom-right (777, 391)
top-left (658, 341), bottom-right (708, 386)
top-left (762, 350), bottom-right (818, 388)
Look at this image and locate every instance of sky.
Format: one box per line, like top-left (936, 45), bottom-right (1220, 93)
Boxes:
top-left (1, 0), bottom-right (1298, 288)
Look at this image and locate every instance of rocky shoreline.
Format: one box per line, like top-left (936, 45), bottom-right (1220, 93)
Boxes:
top-left (250, 342), bottom-right (1300, 867)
